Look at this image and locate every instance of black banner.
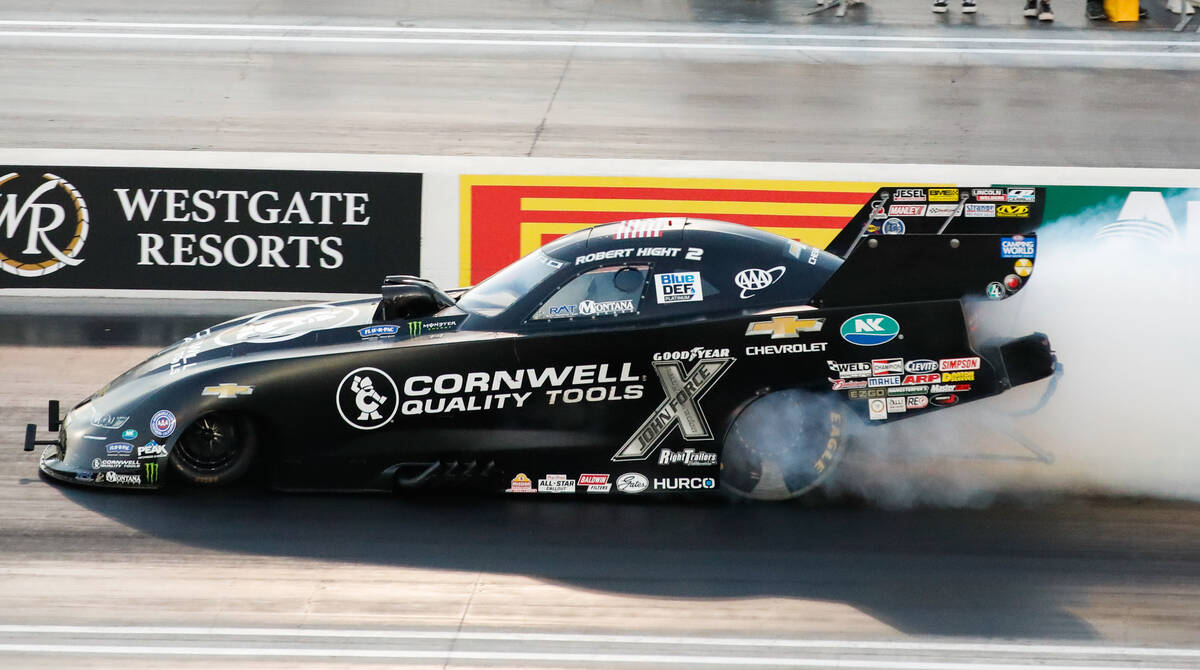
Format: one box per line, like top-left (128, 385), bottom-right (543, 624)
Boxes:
top-left (0, 166), bottom-right (421, 293)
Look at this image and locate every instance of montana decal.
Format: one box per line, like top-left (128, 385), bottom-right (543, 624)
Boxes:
top-left (612, 356), bottom-right (735, 461)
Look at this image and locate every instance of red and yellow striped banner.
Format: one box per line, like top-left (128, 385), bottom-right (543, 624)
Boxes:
top-left (459, 175), bottom-right (921, 286)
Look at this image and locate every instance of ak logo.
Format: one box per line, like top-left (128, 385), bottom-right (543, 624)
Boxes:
top-left (0, 172), bottom-right (89, 277)
top-left (840, 313), bottom-right (900, 346)
top-left (143, 461), bottom-right (160, 484)
top-left (612, 357), bottom-right (735, 461)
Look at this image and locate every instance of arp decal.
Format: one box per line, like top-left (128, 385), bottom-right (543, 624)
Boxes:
top-left (612, 357), bottom-right (735, 461)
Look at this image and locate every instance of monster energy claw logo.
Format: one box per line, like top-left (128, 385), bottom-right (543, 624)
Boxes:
top-left (409, 321), bottom-right (422, 336)
top-left (143, 461), bottom-right (160, 484)
top-left (612, 357), bottom-right (735, 461)
top-left (0, 172), bottom-right (89, 277)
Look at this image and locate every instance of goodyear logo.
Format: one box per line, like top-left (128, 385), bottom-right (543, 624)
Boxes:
top-left (927, 188), bottom-right (960, 202)
top-left (745, 316), bottom-right (825, 340)
top-left (997, 204), bottom-right (1030, 218)
top-left (840, 313), bottom-right (900, 346)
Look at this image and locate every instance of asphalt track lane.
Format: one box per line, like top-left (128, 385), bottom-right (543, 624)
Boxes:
top-left (0, 3), bottom-right (1199, 166)
top-left (3, 344), bottom-right (1200, 668)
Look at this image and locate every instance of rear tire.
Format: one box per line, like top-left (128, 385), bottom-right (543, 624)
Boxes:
top-left (169, 412), bottom-right (258, 486)
top-left (720, 390), bottom-right (846, 501)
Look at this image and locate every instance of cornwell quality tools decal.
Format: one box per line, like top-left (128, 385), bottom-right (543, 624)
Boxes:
top-left (336, 367), bottom-right (399, 430)
top-left (612, 356), bottom-right (735, 461)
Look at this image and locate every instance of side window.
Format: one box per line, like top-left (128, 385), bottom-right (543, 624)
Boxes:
top-left (530, 265), bottom-right (648, 321)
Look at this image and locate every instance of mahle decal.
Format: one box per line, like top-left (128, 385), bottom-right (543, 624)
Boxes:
top-left (839, 313), bottom-right (900, 346)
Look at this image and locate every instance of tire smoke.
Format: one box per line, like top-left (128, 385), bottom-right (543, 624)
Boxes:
top-left (820, 190), bottom-right (1200, 507)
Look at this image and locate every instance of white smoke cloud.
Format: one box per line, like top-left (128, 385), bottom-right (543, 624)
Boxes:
top-left (823, 189), bottom-right (1200, 507)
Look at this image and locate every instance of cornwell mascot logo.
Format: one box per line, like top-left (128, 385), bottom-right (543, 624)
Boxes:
top-left (612, 356), bottom-right (735, 461)
top-left (0, 172), bottom-right (89, 277)
top-left (336, 367), bottom-right (399, 430)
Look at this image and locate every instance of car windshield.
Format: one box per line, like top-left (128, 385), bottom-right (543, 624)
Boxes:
top-left (457, 250), bottom-right (565, 317)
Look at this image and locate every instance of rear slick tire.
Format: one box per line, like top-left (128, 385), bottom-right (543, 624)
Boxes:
top-left (720, 390), bottom-right (846, 501)
top-left (169, 412), bottom-right (258, 487)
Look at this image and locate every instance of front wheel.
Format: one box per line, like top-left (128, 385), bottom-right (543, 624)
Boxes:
top-left (720, 390), bottom-right (846, 501)
top-left (169, 412), bottom-right (258, 486)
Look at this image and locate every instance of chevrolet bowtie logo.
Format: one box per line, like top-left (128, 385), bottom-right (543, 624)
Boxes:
top-left (745, 316), bottom-right (825, 340)
top-left (202, 383), bottom-right (255, 399)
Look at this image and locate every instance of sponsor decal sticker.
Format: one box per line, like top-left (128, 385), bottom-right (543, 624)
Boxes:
top-left (90, 414), bottom-right (129, 430)
top-left (402, 363), bottom-right (641, 415)
top-left (928, 188), bottom-right (959, 202)
top-left (137, 441), bottom-right (167, 459)
top-left (1014, 258), bottom-right (1033, 277)
top-left (997, 204), bottom-right (1030, 218)
top-left (965, 203), bottom-right (995, 217)
top-left (848, 388), bottom-right (886, 399)
top-left (868, 398), bottom-right (887, 420)
top-left (840, 313), bottom-right (901, 346)
top-left (892, 188), bottom-right (925, 201)
top-left (939, 356), bottom-right (981, 371)
top-left (868, 375), bottom-right (901, 387)
top-left (1000, 236), bottom-right (1036, 258)
top-left (150, 410), bottom-right (176, 438)
top-left (926, 204), bottom-right (960, 217)
top-left (93, 458), bottom-right (139, 470)
top-left (828, 360), bottom-right (871, 378)
top-left (972, 188), bottom-right (1005, 201)
top-left (904, 359), bottom-right (938, 374)
top-left (615, 472), bottom-right (649, 493)
top-left (872, 358), bottom-right (903, 376)
top-left (105, 442), bottom-right (133, 456)
top-left (655, 271), bottom-right (703, 304)
top-left (940, 371), bottom-right (975, 382)
top-left (881, 218), bottom-right (906, 235)
top-left (143, 461), bottom-right (160, 485)
top-left (653, 477), bottom-right (716, 491)
top-left (745, 342), bottom-right (826, 356)
top-left (407, 319), bottom-right (459, 336)
top-left (887, 385), bottom-right (928, 396)
top-left (986, 282), bottom-right (1005, 300)
top-left (215, 304), bottom-right (358, 346)
top-left (336, 367), bottom-right (399, 430)
top-left (102, 471), bottom-right (141, 485)
top-left (888, 204), bottom-right (926, 217)
top-left (654, 348), bottom-right (730, 362)
top-left (613, 219), bottom-right (668, 239)
top-left (359, 324), bottom-right (400, 338)
top-left (733, 266), bottom-right (785, 299)
top-left (745, 316), bottom-right (824, 340)
top-left (121, 429), bottom-right (138, 440)
top-left (613, 357), bottom-right (735, 461)
top-left (902, 374), bottom-right (940, 385)
top-left (931, 393), bottom-right (960, 406)
top-left (886, 397), bottom-right (907, 414)
top-left (907, 395), bottom-right (929, 409)
top-left (579, 299), bottom-right (635, 316)
top-left (1004, 274), bottom-right (1022, 291)
top-left (658, 448), bottom-right (718, 466)
top-left (578, 474), bottom-right (611, 493)
top-left (202, 383), bottom-right (254, 399)
top-left (1006, 187), bottom-right (1036, 202)
top-left (506, 473), bottom-right (534, 493)
top-left (537, 475), bottom-right (576, 494)
top-left (831, 378), bottom-right (868, 390)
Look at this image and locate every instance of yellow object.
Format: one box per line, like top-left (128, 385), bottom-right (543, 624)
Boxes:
top-left (1105, 0), bottom-right (1139, 21)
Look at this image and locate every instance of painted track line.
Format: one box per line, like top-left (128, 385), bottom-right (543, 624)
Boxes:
top-left (0, 19), bottom-right (1196, 49)
top-left (1, 625), bottom-right (1198, 659)
top-left (0, 30), bottom-right (1197, 59)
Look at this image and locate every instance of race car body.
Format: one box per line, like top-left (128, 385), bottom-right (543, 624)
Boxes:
top-left (30, 186), bottom-right (1056, 499)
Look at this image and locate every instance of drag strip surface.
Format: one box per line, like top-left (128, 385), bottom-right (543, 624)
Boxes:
top-left (3, 343), bottom-right (1200, 668)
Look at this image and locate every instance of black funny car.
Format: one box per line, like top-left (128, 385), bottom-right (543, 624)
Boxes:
top-left (28, 186), bottom-right (1056, 499)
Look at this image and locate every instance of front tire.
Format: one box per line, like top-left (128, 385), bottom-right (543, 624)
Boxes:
top-left (720, 390), bottom-right (846, 501)
top-left (169, 412), bottom-right (258, 486)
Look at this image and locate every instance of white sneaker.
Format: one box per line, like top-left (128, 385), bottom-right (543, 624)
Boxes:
top-left (962, 0), bottom-right (978, 12)
top-left (932, 0), bottom-right (949, 12)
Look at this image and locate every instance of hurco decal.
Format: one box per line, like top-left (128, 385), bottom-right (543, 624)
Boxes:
top-left (841, 314), bottom-right (901, 346)
top-left (0, 172), bottom-right (89, 277)
top-left (400, 363), bottom-right (643, 416)
top-left (612, 357), bottom-right (735, 461)
top-left (654, 477), bottom-right (717, 490)
top-left (745, 316), bottom-right (825, 340)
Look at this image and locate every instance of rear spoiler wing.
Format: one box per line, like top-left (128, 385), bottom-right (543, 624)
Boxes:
top-left (812, 186), bottom-right (1044, 307)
